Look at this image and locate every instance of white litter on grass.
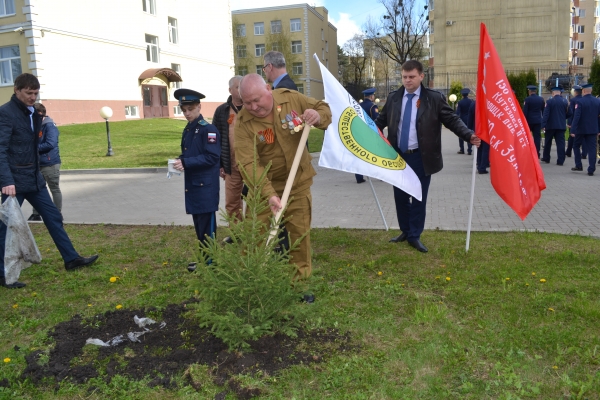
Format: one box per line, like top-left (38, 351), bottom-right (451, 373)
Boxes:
top-left (85, 315), bottom-right (166, 347)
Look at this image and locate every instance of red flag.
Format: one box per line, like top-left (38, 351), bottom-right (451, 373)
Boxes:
top-left (475, 23), bottom-right (546, 220)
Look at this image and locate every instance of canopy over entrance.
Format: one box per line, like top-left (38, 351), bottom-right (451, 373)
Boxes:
top-left (138, 68), bottom-right (182, 82)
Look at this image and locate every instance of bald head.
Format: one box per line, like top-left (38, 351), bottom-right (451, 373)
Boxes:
top-left (239, 73), bottom-right (273, 118)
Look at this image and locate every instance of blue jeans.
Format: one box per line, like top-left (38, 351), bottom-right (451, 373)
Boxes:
top-left (0, 190), bottom-right (79, 277)
top-left (392, 149), bottom-right (431, 242)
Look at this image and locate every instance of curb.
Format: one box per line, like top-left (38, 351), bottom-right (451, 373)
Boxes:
top-left (61, 167), bottom-right (168, 175)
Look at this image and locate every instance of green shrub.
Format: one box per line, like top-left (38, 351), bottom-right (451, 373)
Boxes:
top-left (192, 143), bottom-right (309, 350)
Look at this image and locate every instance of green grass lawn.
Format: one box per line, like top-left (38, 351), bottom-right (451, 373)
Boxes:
top-left (59, 119), bottom-right (325, 170)
top-left (1, 226), bottom-right (599, 398)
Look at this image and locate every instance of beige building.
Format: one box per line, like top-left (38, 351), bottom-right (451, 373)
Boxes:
top-left (232, 4), bottom-right (338, 100)
top-left (0, 0), bottom-right (233, 125)
top-left (570, 0), bottom-right (600, 68)
top-left (429, 0), bottom-right (571, 87)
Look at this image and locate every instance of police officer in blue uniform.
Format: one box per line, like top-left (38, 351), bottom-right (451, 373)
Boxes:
top-left (523, 85), bottom-right (545, 158)
top-left (541, 86), bottom-right (570, 165)
top-left (456, 88), bottom-right (474, 155)
top-left (356, 88), bottom-right (379, 183)
top-left (172, 89), bottom-right (221, 262)
top-left (566, 85), bottom-right (583, 157)
top-left (570, 83), bottom-right (600, 176)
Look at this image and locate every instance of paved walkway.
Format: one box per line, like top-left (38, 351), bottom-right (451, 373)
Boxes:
top-left (21, 129), bottom-right (599, 238)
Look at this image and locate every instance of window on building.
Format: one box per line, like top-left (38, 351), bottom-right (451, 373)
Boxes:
top-left (577, 57), bottom-right (584, 65)
top-left (143, 86), bottom-right (152, 106)
top-left (297, 83), bottom-right (304, 94)
top-left (254, 22), bottom-right (264, 35)
top-left (429, 0), bottom-right (434, 10)
top-left (125, 106), bottom-right (139, 118)
top-left (578, 42), bottom-right (585, 49)
top-left (578, 25), bottom-right (585, 33)
top-left (171, 63), bottom-right (182, 89)
top-left (237, 66), bottom-right (248, 76)
top-left (142, 0), bottom-right (156, 15)
top-left (168, 17), bottom-right (178, 44)
top-left (0, 0), bottom-right (15, 16)
top-left (174, 105), bottom-right (182, 116)
top-left (321, 29), bottom-right (324, 40)
top-left (292, 62), bottom-right (302, 75)
top-left (145, 34), bottom-right (159, 62)
top-left (326, 41), bottom-right (328, 52)
top-left (430, 44), bottom-right (434, 58)
top-left (256, 65), bottom-right (266, 78)
top-left (236, 45), bottom-right (247, 58)
top-left (291, 40), bottom-right (302, 54)
top-left (322, 49), bottom-right (324, 59)
top-left (236, 24), bottom-right (246, 37)
top-left (255, 44), bottom-right (265, 57)
top-left (596, 23), bottom-right (600, 33)
top-left (579, 9), bottom-right (586, 17)
top-left (270, 42), bottom-right (281, 52)
top-left (271, 20), bottom-right (282, 34)
top-left (430, 21), bottom-right (434, 34)
top-left (0, 45), bottom-right (21, 86)
top-left (290, 18), bottom-right (301, 32)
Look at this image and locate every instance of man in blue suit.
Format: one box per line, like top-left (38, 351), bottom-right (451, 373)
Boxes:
top-left (570, 83), bottom-right (600, 176)
top-left (455, 88), bottom-right (474, 155)
top-left (172, 88), bottom-right (221, 263)
top-left (566, 85), bottom-right (583, 158)
top-left (541, 87), bottom-right (570, 165)
top-left (523, 85), bottom-right (545, 158)
top-left (355, 88), bottom-right (379, 183)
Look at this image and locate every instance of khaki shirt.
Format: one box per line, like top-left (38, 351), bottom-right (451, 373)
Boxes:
top-left (234, 89), bottom-right (332, 200)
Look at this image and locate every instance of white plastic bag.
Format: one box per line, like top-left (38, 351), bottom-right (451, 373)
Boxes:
top-left (0, 196), bottom-right (42, 284)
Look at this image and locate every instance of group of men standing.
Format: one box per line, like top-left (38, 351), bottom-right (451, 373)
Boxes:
top-left (525, 84), bottom-right (599, 176)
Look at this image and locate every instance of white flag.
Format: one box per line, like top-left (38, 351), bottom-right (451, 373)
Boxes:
top-left (314, 54), bottom-right (422, 200)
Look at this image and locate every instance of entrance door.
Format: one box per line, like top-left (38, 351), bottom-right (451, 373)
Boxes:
top-left (142, 85), bottom-right (170, 118)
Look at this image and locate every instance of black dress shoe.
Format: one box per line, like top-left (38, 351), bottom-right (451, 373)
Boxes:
top-left (571, 167), bottom-right (583, 171)
top-left (1, 278), bottom-right (26, 289)
top-left (65, 255), bottom-right (99, 271)
top-left (389, 232), bottom-right (408, 243)
top-left (566, 153), bottom-right (571, 157)
top-left (477, 170), bottom-right (489, 174)
top-left (222, 236), bottom-right (234, 244)
top-left (27, 214), bottom-right (42, 222)
top-left (588, 172), bottom-right (594, 176)
top-left (557, 163), bottom-right (563, 166)
top-left (541, 159), bottom-right (550, 164)
top-left (301, 294), bottom-right (315, 303)
top-left (356, 179), bottom-right (366, 184)
top-left (457, 151), bottom-right (465, 154)
top-left (408, 240), bottom-right (428, 253)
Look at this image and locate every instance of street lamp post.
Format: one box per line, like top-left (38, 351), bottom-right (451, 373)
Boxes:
top-left (99, 106), bottom-right (114, 156)
top-left (448, 93), bottom-right (457, 110)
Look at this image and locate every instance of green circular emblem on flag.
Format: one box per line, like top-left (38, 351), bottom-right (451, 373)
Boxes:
top-left (338, 107), bottom-right (405, 170)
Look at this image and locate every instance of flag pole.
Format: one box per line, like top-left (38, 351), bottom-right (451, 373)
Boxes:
top-left (367, 177), bottom-right (389, 230)
top-left (267, 123), bottom-right (312, 244)
top-left (466, 145), bottom-right (478, 252)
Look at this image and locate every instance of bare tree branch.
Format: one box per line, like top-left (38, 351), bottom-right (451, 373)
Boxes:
top-left (364, 0), bottom-right (429, 66)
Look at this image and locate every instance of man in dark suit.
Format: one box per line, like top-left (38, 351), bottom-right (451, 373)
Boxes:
top-left (523, 85), bottom-right (545, 158)
top-left (263, 51), bottom-right (298, 91)
top-left (566, 85), bottom-right (583, 157)
top-left (570, 83), bottom-right (600, 176)
top-left (455, 88), bottom-right (474, 155)
top-left (375, 60), bottom-right (480, 253)
top-left (541, 86), bottom-right (570, 165)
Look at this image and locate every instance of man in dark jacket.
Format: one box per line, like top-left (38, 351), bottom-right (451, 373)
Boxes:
top-left (213, 76), bottom-right (244, 243)
top-left (455, 88), bottom-right (474, 155)
top-left (355, 87), bottom-right (379, 183)
top-left (523, 85), bottom-right (545, 158)
top-left (29, 103), bottom-right (62, 221)
top-left (541, 87), bottom-right (570, 165)
top-left (263, 51), bottom-right (298, 90)
top-left (375, 61), bottom-right (480, 253)
top-left (0, 73), bottom-right (98, 289)
top-left (172, 88), bottom-right (220, 263)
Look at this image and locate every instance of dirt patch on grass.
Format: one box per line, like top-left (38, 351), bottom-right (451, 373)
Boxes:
top-left (19, 300), bottom-right (353, 399)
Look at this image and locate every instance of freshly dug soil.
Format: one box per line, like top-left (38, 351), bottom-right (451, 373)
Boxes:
top-left (20, 300), bottom-right (353, 399)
